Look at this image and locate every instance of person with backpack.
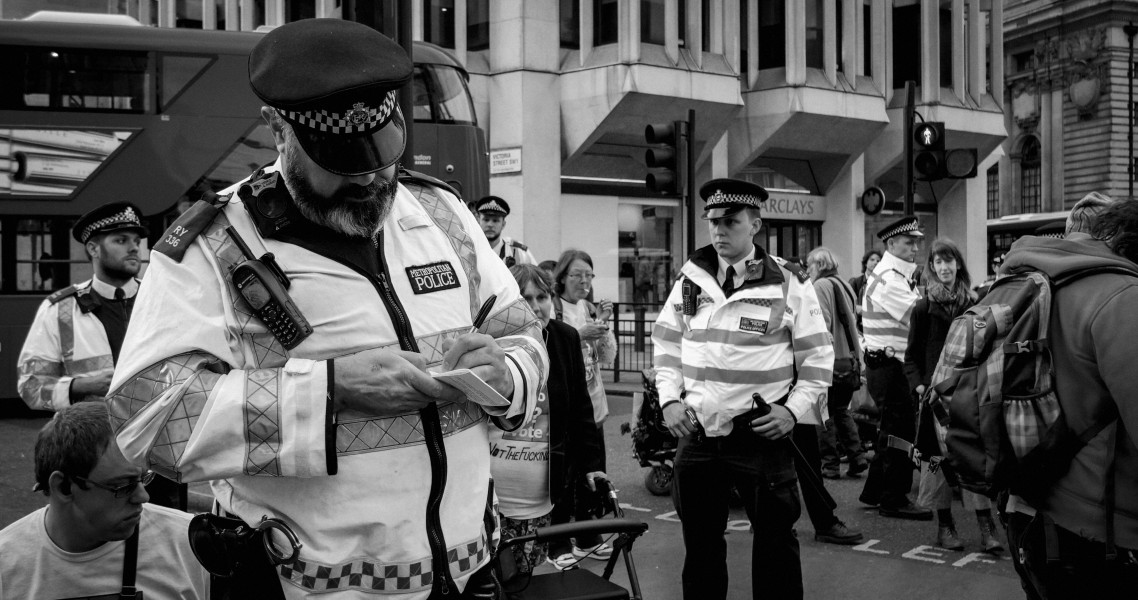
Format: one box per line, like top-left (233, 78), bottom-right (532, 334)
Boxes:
top-left (903, 238), bottom-right (1002, 553)
top-left (858, 216), bottom-right (933, 520)
top-left (995, 200), bottom-right (1138, 597)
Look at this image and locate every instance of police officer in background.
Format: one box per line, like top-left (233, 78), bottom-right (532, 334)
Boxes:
top-left (858, 216), bottom-right (932, 520)
top-left (474, 195), bottom-right (537, 267)
top-left (107, 19), bottom-right (545, 599)
top-left (652, 179), bottom-right (834, 600)
top-left (16, 203), bottom-right (185, 510)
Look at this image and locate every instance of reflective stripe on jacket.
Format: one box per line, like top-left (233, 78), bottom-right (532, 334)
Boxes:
top-left (861, 251), bottom-right (919, 361)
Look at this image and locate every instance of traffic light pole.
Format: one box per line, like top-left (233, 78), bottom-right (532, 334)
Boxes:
top-left (903, 80), bottom-right (916, 216)
top-left (686, 109), bottom-right (696, 256)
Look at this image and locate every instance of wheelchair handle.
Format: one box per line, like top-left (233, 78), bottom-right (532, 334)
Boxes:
top-left (501, 518), bottom-right (649, 548)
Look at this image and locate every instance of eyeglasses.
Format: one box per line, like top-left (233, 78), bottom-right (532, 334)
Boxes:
top-left (567, 272), bottom-right (595, 281)
top-left (72, 470), bottom-right (155, 498)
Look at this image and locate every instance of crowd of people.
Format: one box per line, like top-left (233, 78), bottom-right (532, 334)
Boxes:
top-left (3, 16), bottom-right (1136, 600)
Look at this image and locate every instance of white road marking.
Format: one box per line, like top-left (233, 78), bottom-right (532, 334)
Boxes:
top-left (853, 539), bottom-right (890, 554)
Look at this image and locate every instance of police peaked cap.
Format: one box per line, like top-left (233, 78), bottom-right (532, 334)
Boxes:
top-left (475, 195), bottom-right (511, 216)
top-left (249, 19), bottom-right (413, 176)
top-left (699, 178), bottom-right (769, 220)
top-left (73, 202), bottom-right (149, 244)
top-left (876, 216), bottom-right (924, 241)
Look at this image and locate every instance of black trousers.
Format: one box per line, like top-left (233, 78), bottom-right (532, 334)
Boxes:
top-left (1006, 512), bottom-right (1138, 600)
top-left (792, 424), bottom-right (837, 532)
top-left (860, 358), bottom-right (917, 509)
top-left (672, 425), bottom-right (802, 600)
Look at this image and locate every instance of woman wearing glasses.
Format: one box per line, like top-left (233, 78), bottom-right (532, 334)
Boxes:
top-left (549, 249), bottom-right (617, 566)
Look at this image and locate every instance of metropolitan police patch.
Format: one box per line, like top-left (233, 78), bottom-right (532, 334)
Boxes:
top-left (406, 261), bottom-right (461, 294)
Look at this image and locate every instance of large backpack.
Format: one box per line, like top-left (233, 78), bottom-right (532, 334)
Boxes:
top-left (927, 266), bottom-right (1131, 502)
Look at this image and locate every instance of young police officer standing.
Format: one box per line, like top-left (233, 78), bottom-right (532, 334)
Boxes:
top-left (474, 195), bottom-right (537, 267)
top-left (107, 19), bottom-right (546, 599)
top-left (652, 179), bottom-right (834, 600)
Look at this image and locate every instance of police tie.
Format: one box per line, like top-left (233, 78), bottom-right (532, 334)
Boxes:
top-left (114, 288), bottom-right (125, 301)
top-left (722, 265), bottom-right (736, 299)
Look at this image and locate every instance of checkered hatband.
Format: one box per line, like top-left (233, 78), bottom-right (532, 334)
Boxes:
top-left (282, 90), bottom-right (398, 135)
top-left (81, 206), bottom-right (143, 243)
top-left (706, 189), bottom-right (764, 211)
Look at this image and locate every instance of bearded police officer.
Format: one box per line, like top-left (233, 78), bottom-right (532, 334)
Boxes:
top-left (651, 179), bottom-right (834, 600)
top-left (474, 195), bottom-right (536, 267)
top-left (106, 19), bottom-right (546, 599)
top-left (857, 216), bottom-right (932, 520)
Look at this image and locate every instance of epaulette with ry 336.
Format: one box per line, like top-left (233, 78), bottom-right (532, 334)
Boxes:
top-left (152, 191), bottom-right (231, 262)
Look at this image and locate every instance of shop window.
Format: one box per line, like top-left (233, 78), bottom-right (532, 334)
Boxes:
top-left (594, 0), bottom-right (619, 46)
top-left (759, 221), bottom-right (821, 262)
top-left (617, 202), bottom-right (678, 307)
top-left (758, 0), bottom-right (785, 70)
top-left (423, 0), bottom-right (456, 49)
top-left (1020, 137), bottom-right (1041, 213)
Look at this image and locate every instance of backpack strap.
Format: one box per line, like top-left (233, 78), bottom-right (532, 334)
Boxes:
top-left (119, 524), bottom-right (140, 599)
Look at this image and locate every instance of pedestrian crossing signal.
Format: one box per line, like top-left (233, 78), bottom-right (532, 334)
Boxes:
top-left (913, 122), bottom-right (946, 181)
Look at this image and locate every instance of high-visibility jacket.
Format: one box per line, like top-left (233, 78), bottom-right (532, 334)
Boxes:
top-left (861, 250), bottom-right (920, 362)
top-left (17, 281), bottom-right (119, 410)
top-left (490, 236), bottom-right (536, 268)
top-left (651, 245), bottom-right (834, 435)
top-left (107, 163), bottom-right (547, 599)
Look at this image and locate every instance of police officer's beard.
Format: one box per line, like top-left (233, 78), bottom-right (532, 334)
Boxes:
top-left (284, 159), bottom-right (396, 239)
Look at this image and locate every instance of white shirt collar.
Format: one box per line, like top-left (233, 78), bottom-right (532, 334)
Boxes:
top-left (90, 275), bottom-right (139, 300)
top-left (717, 247), bottom-right (756, 287)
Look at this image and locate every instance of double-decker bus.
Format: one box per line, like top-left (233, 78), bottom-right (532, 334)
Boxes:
top-left (0, 16), bottom-right (488, 400)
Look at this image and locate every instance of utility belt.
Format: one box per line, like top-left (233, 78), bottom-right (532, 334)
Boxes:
top-left (864, 347), bottom-right (899, 369)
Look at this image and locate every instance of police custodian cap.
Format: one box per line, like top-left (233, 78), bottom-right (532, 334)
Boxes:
top-left (249, 19), bottom-right (413, 176)
top-left (876, 215), bottom-right (925, 241)
top-left (73, 202), bottom-right (149, 244)
top-left (475, 196), bottom-right (510, 216)
top-left (699, 178), bottom-right (769, 219)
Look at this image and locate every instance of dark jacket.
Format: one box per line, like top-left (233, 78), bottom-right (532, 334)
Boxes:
top-left (545, 319), bottom-right (606, 504)
top-left (1003, 234), bottom-right (1138, 549)
top-left (904, 294), bottom-right (973, 458)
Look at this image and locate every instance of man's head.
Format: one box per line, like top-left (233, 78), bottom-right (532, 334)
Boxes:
top-left (35, 403), bottom-right (149, 550)
top-left (72, 203), bottom-right (148, 282)
top-left (1066, 191), bottom-right (1114, 237)
top-left (1092, 197), bottom-right (1138, 263)
top-left (805, 247), bottom-right (838, 281)
top-left (474, 196), bottom-right (511, 245)
top-left (250, 19), bottom-right (413, 238)
top-left (876, 216), bottom-right (924, 263)
top-left (699, 178), bottom-right (768, 264)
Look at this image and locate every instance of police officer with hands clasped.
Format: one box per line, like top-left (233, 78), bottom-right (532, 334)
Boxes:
top-left (652, 178), bottom-right (834, 600)
top-left (105, 19), bottom-right (547, 600)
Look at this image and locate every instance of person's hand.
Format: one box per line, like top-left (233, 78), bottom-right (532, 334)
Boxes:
top-left (440, 333), bottom-right (515, 400)
top-left (70, 371), bottom-right (113, 400)
top-left (915, 384), bottom-right (927, 397)
top-left (577, 321), bottom-right (610, 342)
top-left (583, 471), bottom-right (608, 492)
top-left (749, 404), bottom-right (796, 440)
top-left (663, 402), bottom-right (698, 439)
top-left (595, 300), bottom-right (613, 322)
top-left (334, 348), bottom-right (462, 415)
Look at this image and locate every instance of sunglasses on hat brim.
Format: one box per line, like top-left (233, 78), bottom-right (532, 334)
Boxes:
top-left (291, 107), bottom-right (406, 177)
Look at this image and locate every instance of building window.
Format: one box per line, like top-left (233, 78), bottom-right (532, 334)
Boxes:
top-left (758, 0), bottom-right (785, 70)
top-left (468, 0), bottom-right (489, 51)
top-left (1020, 137), bottom-right (1042, 213)
top-left (987, 164), bottom-right (999, 219)
top-left (594, 0), bottom-right (619, 46)
top-left (642, 0), bottom-right (666, 45)
top-left (423, 0), bottom-right (456, 49)
top-left (740, 0), bottom-right (749, 72)
top-left (892, 4), bottom-right (918, 89)
top-left (805, 0), bottom-right (823, 69)
top-left (561, 0), bottom-right (580, 49)
top-left (700, 0), bottom-right (710, 52)
top-left (862, 1), bottom-right (871, 77)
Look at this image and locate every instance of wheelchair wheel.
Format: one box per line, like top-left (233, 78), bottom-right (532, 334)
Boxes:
top-left (644, 464), bottom-right (673, 496)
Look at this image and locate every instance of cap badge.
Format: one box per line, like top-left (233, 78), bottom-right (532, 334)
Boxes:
top-left (712, 189), bottom-right (725, 204)
top-left (123, 207), bottom-right (136, 221)
top-left (346, 102), bottom-right (370, 126)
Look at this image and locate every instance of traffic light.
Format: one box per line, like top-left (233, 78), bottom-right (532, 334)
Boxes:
top-left (645, 121), bottom-right (688, 195)
top-left (913, 122), bottom-right (946, 181)
top-left (944, 148), bottom-right (979, 179)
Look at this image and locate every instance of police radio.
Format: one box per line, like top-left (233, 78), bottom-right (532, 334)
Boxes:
top-left (681, 278), bottom-right (701, 316)
top-left (225, 226), bottom-right (312, 349)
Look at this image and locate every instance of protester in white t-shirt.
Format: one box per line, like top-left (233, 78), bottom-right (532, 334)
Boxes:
top-left (0, 402), bottom-right (209, 599)
top-left (491, 264), bottom-right (607, 573)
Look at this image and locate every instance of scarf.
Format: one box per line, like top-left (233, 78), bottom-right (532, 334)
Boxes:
top-left (924, 279), bottom-right (970, 319)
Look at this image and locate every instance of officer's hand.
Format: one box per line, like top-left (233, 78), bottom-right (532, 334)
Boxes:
top-left (577, 322), bottom-right (609, 342)
top-left (335, 348), bottom-right (462, 415)
top-left (583, 471), bottom-right (608, 492)
top-left (662, 402), bottom-right (697, 439)
top-left (440, 334), bottom-right (515, 400)
top-left (70, 371), bottom-right (113, 400)
top-left (750, 404), bottom-right (796, 440)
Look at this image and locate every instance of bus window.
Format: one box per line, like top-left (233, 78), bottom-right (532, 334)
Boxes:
top-left (0, 46), bottom-right (150, 113)
top-left (412, 63), bottom-right (477, 125)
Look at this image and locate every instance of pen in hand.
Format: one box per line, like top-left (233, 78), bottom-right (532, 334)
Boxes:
top-left (468, 294), bottom-right (497, 334)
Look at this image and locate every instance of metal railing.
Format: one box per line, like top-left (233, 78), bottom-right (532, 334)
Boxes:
top-left (607, 302), bottom-right (662, 382)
